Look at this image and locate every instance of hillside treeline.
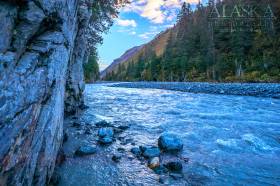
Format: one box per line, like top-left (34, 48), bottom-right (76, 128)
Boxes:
top-left (105, 0), bottom-right (280, 82)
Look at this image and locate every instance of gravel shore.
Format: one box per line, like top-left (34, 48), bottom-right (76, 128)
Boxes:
top-left (110, 82), bottom-right (280, 99)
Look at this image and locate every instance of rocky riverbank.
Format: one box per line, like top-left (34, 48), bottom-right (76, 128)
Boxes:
top-left (55, 117), bottom-right (189, 185)
top-left (110, 82), bottom-right (280, 99)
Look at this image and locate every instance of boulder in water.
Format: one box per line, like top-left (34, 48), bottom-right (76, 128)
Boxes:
top-left (158, 133), bottom-right (183, 152)
top-left (98, 127), bottom-right (114, 144)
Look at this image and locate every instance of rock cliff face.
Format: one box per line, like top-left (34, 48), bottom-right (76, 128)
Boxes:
top-left (0, 0), bottom-right (92, 185)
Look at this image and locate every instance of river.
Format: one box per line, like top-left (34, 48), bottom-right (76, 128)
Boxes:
top-left (57, 83), bottom-right (280, 186)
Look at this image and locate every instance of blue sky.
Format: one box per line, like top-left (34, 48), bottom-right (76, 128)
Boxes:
top-left (98, 0), bottom-right (201, 71)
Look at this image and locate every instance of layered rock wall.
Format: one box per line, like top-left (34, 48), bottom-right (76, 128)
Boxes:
top-left (0, 0), bottom-right (92, 185)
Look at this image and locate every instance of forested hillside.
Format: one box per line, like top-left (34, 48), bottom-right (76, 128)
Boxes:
top-left (104, 0), bottom-right (280, 82)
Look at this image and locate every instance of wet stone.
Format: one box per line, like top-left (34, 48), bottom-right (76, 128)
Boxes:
top-left (112, 154), bottom-right (122, 162)
top-left (75, 146), bottom-right (97, 156)
top-left (117, 147), bottom-right (126, 152)
top-left (158, 133), bottom-right (183, 152)
top-left (141, 146), bottom-right (160, 159)
top-left (164, 161), bottom-right (183, 172)
top-left (131, 147), bottom-right (141, 156)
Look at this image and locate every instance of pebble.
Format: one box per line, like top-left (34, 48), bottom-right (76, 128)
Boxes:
top-left (112, 154), bottom-right (122, 162)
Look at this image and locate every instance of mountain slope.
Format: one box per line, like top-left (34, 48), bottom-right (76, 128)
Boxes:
top-left (101, 28), bottom-right (173, 80)
top-left (100, 45), bottom-right (143, 79)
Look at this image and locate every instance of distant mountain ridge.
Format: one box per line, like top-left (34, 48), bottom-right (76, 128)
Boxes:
top-left (100, 45), bottom-right (143, 79)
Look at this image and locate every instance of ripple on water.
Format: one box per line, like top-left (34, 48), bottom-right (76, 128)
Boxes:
top-left (242, 133), bottom-right (274, 151)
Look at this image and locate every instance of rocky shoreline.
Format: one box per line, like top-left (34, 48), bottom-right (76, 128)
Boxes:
top-left (110, 82), bottom-right (280, 99)
top-left (54, 117), bottom-right (190, 185)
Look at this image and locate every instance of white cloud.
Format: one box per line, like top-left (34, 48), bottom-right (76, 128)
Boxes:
top-left (116, 18), bottom-right (137, 27)
top-left (122, 0), bottom-right (200, 24)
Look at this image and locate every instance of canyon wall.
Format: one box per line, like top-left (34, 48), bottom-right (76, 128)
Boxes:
top-left (0, 0), bottom-right (92, 185)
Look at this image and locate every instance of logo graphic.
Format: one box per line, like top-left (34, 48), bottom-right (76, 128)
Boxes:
top-left (208, 2), bottom-right (276, 32)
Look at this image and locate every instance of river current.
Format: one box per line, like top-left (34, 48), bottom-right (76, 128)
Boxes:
top-left (58, 83), bottom-right (280, 186)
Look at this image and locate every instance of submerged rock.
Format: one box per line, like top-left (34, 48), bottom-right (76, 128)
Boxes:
top-left (131, 147), bottom-right (141, 156)
top-left (141, 146), bottom-right (160, 159)
top-left (112, 154), bottom-right (122, 162)
top-left (75, 146), bottom-right (97, 156)
top-left (164, 161), bottom-right (183, 172)
top-left (148, 157), bottom-right (160, 169)
top-left (158, 133), bottom-right (183, 152)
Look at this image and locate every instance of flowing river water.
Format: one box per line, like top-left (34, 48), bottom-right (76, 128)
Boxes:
top-left (57, 83), bottom-right (280, 186)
